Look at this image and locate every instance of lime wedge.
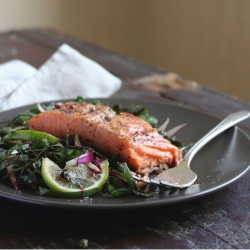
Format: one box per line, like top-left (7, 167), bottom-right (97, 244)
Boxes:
top-left (41, 158), bottom-right (109, 198)
top-left (3, 130), bottom-right (60, 144)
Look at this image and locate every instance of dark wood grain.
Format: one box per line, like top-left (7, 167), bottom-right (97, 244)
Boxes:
top-left (0, 28), bottom-right (250, 249)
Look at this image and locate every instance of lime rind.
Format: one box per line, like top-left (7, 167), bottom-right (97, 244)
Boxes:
top-left (41, 158), bottom-right (109, 198)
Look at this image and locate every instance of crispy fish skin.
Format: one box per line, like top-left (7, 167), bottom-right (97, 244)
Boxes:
top-left (28, 102), bottom-right (182, 174)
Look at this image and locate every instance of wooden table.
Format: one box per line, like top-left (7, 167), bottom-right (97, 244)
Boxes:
top-left (1, 28), bottom-right (250, 249)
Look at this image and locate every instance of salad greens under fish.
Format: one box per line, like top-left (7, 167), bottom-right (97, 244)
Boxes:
top-left (0, 97), bottom-right (186, 198)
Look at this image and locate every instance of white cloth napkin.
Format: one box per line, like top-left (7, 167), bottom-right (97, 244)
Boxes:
top-left (0, 44), bottom-right (122, 112)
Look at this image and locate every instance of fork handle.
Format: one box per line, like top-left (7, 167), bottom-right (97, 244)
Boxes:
top-left (183, 110), bottom-right (250, 162)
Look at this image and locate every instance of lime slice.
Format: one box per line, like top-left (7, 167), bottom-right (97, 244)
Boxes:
top-left (3, 130), bottom-right (60, 144)
top-left (41, 157), bottom-right (109, 198)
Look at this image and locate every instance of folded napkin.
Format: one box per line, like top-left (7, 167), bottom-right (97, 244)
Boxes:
top-left (0, 60), bottom-right (37, 105)
top-left (0, 44), bottom-right (122, 112)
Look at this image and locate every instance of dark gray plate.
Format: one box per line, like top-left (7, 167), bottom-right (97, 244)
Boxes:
top-left (0, 98), bottom-right (250, 211)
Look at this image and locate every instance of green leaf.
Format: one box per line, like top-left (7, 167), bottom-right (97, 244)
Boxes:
top-left (112, 104), bottom-right (158, 127)
top-left (74, 96), bottom-right (85, 103)
top-left (91, 100), bottom-right (106, 106)
top-left (107, 184), bottom-right (132, 197)
top-left (0, 148), bottom-right (7, 161)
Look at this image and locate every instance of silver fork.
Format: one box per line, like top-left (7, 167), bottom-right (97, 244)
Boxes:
top-left (132, 110), bottom-right (250, 188)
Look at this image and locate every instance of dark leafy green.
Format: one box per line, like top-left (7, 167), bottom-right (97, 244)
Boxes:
top-left (0, 97), bottom-right (187, 198)
top-left (0, 140), bottom-right (85, 191)
top-left (112, 103), bottom-right (158, 127)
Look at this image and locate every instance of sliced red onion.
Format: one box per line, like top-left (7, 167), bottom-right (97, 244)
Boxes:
top-left (6, 165), bottom-right (18, 190)
top-left (157, 118), bottom-right (170, 131)
top-left (66, 152), bottom-right (94, 166)
top-left (166, 123), bottom-right (187, 138)
top-left (74, 134), bottom-right (81, 147)
top-left (94, 158), bottom-right (104, 167)
top-left (110, 171), bottom-right (128, 184)
top-left (37, 103), bottom-right (46, 113)
top-left (54, 103), bottom-right (62, 109)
